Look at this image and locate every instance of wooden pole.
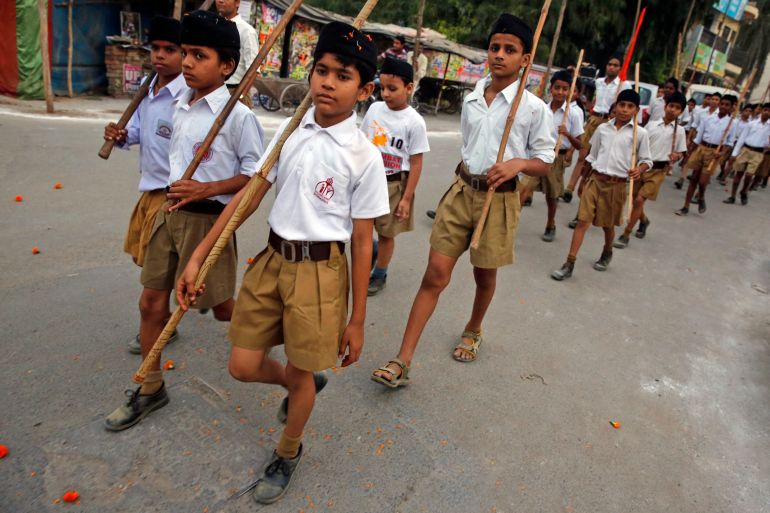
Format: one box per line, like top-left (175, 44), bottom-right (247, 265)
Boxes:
top-left (470, 0), bottom-right (552, 250)
top-left (540, 0), bottom-right (566, 99)
top-left (67, 0), bottom-right (74, 98)
top-left (673, 31), bottom-right (683, 80)
top-left (627, 62), bottom-right (639, 220)
top-left (412, 0), bottom-right (425, 70)
top-left (134, 0), bottom-right (382, 383)
top-left (553, 48), bottom-right (584, 152)
top-left (173, 0), bottom-right (183, 19)
top-left (37, 0), bottom-right (54, 113)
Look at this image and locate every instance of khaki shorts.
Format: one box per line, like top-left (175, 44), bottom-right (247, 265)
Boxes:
top-left (124, 189), bottom-right (167, 267)
top-left (758, 154), bottom-right (770, 178)
top-left (141, 208), bottom-right (237, 309)
top-left (521, 153), bottom-right (567, 199)
top-left (582, 115), bottom-right (608, 146)
top-left (430, 175), bottom-right (520, 269)
top-left (228, 244), bottom-right (349, 372)
top-left (577, 176), bottom-right (627, 228)
top-left (635, 167), bottom-right (668, 201)
top-left (733, 147), bottom-right (764, 175)
top-left (686, 145), bottom-right (724, 176)
top-left (375, 174), bottom-right (414, 238)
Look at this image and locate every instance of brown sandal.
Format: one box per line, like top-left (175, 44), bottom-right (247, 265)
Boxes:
top-left (453, 330), bottom-right (482, 362)
top-left (371, 358), bottom-right (410, 388)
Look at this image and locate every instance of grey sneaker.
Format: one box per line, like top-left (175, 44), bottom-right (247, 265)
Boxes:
top-left (593, 250), bottom-right (613, 271)
top-left (567, 217), bottom-right (578, 229)
top-left (252, 445), bottom-right (303, 504)
top-left (613, 235), bottom-right (629, 249)
top-left (277, 372), bottom-right (328, 424)
top-left (551, 261), bottom-right (574, 281)
top-left (104, 383), bottom-right (169, 432)
top-left (127, 329), bottom-right (179, 355)
top-left (426, 210), bottom-right (436, 219)
top-left (723, 196), bottom-right (735, 204)
top-left (675, 207), bottom-right (688, 216)
top-left (367, 275), bottom-right (386, 296)
top-left (541, 227), bottom-right (556, 242)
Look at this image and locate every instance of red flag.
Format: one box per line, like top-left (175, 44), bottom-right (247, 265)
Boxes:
top-left (619, 6), bottom-right (647, 81)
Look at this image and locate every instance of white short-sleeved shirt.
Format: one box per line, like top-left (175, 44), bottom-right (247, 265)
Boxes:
top-left (586, 119), bottom-right (653, 178)
top-left (732, 118), bottom-right (752, 146)
top-left (120, 74), bottom-right (188, 192)
top-left (226, 15), bottom-right (258, 86)
top-left (593, 76), bottom-right (620, 115)
top-left (570, 100), bottom-right (585, 126)
top-left (360, 102), bottom-right (430, 174)
top-left (461, 75), bottom-right (555, 175)
top-left (646, 119), bottom-right (688, 162)
top-left (168, 85), bottom-right (265, 204)
top-left (550, 100), bottom-right (584, 150)
top-left (648, 96), bottom-right (691, 127)
top-left (732, 117), bottom-right (770, 156)
top-left (692, 107), bottom-right (717, 131)
top-left (264, 108), bottom-right (390, 242)
top-left (694, 112), bottom-right (736, 147)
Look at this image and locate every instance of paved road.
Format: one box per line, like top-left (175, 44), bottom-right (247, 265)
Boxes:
top-left (0, 107), bottom-right (768, 513)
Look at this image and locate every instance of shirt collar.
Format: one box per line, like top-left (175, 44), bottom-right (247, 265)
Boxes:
top-left (179, 84), bottom-right (230, 113)
top-left (468, 74), bottom-right (520, 105)
top-left (600, 76), bottom-right (620, 87)
top-left (163, 73), bottom-right (187, 98)
top-left (301, 106), bottom-right (358, 146)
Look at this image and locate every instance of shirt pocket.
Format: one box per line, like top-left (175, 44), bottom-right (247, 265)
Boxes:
top-left (303, 161), bottom-right (350, 213)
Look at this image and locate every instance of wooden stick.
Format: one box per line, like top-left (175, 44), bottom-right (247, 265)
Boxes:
top-left (38, 0), bottom-right (54, 113)
top-left (627, 62), bottom-right (639, 220)
top-left (173, 0), bottom-right (183, 19)
top-left (176, 0), bottom-right (305, 182)
top-left (553, 48), bottom-right (584, 153)
top-left (469, 0), bottom-right (552, 250)
top-left (134, 0), bottom-right (381, 383)
top-left (67, 0), bottom-right (73, 98)
top-left (705, 68), bottom-right (757, 175)
top-left (540, 0), bottom-right (566, 99)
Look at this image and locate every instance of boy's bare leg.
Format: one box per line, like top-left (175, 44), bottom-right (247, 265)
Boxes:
top-left (545, 197), bottom-right (558, 228)
top-left (453, 266), bottom-right (497, 361)
top-left (568, 220), bottom-right (591, 258)
top-left (229, 346), bottom-right (288, 386)
top-left (683, 168), bottom-right (702, 208)
top-left (283, 363), bottom-right (316, 441)
top-left (139, 287), bottom-right (172, 393)
top-left (212, 297), bottom-right (234, 322)
top-left (374, 249), bottom-right (458, 379)
top-left (623, 195), bottom-right (645, 236)
top-left (375, 235), bottom-right (395, 268)
top-left (603, 227), bottom-right (614, 251)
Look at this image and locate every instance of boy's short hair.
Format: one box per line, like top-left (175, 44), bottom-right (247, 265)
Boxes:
top-left (395, 35), bottom-right (406, 44)
top-left (763, 102), bottom-right (770, 109)
top-left (617, 88), bottom-right (640, 107)
top-left (381, 57), bottom-right (413, 84)
top-left (666, 91), bottom-right (686, 109)
top-left (687, 98), bottom-right (696, 104)
top-left (712, 92), bottom-right (722, 99)
top-left (665, 77), bottom-right (679, 90)
top-left (550, 70), bottom-right (572, 86)
top-left (181, 10), bottom-right (241, 80)
top-left (487, 13), bottom-right (533, 53)
top-left (608, 52), bottom-right (624, 64)
top-left (313, 21), bottom-right (376, 85)
top-left (148, 16), bottom-right (181, 46)
top-left (722, 94), bottom-right (737, 105)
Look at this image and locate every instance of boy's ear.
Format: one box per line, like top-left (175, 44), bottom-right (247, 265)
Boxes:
top-left (357, 81), bottom-right (375, 102)
top-left (221, 58), bottom-right (236, 78)
top-left (521, 52), bottom-right (532, 68)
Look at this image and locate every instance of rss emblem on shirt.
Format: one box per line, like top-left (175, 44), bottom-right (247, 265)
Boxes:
top-left (370, 120), bottom-right (388, 147)
top-left (314, 177), bottom-right (335, 204)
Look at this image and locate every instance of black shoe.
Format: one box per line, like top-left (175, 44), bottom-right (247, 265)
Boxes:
top-left (698, 198), bottom-right (706, 214)
top-left (277, 372), bottom-right (328, 425)
top-left (635, 218), bottom-right (650, 239)
top-left (523, 197), bottom-right (533, 207)
top-left (367, 275), bottom-right (387, 296)
top-left (426, 210), bottom-right (436, 219)
top-left (252, 445), bottom-right (303, 504)
top-left (551, 261), bottom-right (574, 281)
top-left (723, 196), bottom-right (736, 204)
top-left (674, 179), bottom-right (684, 190)
top-left (675, 207), bottom-right (688, 216)
top-left (104, 383), bottom-right (169, 432)
top-left (692, 194), bottom-right (700, 204)
top-left (541, 227), bottom-right (555, 242)
top-left (593, 250), bottom-right (613, 271)
top-left (568, 217), bottom-right (578, 229)
top-left (561, 190), bottom-right (573, 203)
top-left (740, 192), bottom-right (748, 205)
top-left (717, 178), bottom-right (727, 186)
top-left (613, 235), bottom-right (629, 249)
top-left (199, 309), bottom-right (210, 315)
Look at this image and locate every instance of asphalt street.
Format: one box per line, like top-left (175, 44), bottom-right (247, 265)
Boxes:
top-left (0, 101), bottom-right (769, 513)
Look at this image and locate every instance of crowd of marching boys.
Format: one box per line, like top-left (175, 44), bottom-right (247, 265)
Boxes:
top-left (99, 9), bottom-right (768, 505)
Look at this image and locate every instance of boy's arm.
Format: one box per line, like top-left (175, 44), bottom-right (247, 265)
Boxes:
top-left (632, 130), bottom-right (652, 178)
top-left (167, 174), bottom-right (250, 211)
top-left (396, 153), bottom-right (423, 220)
top-left (338, 218), bottom-right (374, 367)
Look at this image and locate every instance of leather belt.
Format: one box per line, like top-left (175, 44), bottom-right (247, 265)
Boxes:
top-left (455, 162), bottom-right (517, 193)
top-left (590, 171), bottom-right (627, 183)
top-left (651, 161), bottom-right (668, 170)
top-left (268, 230), bottom-right (344, 263)
top-left (701, 142), bottom-right (719, 149)
top-left (178, 199), bottom-right (225, 215)
top-left (386, 171), bottom-right (405, 182)
top-left (744, 144), bottom-right (764, 153)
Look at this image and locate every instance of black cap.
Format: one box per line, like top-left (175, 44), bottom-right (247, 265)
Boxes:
top-left (148, 16), bottom-right (181, 46)
top-left (381, 57), bottom-right (413, 83)
top-left (763, 102), bottom-right (770, 109)
top-left (666, 91), bottom-right (686, 109)
top-left (488, 14), bottom-right (533, 53)
top-left (550, 70), bottom-right (572, 86)
top-left (617, 88), bottom-right (640, 107)
top-left (722, 94), bottom-right (737, 105)
top-left (181, 10), bottom-right (240, 49)
top-left (314, 21), bottom-right (377, 78)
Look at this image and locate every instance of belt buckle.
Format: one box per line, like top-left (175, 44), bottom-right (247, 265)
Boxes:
top-left (300, 241), bottom-right (311, 261)
top-left (280, 240), bottom-right (297, 262)
top-left (470, 176), bottom-right (482, 191)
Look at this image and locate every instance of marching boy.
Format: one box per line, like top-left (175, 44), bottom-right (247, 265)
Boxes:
top-left (371, 14), bottom-right (554, 388)
top-left (361, 57), bottom-right (430, 295)
top-left (614, 91), bottom-right (687, 248)
top-left (723, 102), bottom-right (770, 205)
top-left (104, 16), bottom-right (188, 354)
top-left (177, 21), bottom-right (389, 503)
top-left (675, 94), bottom-right (737, 216)
top-left (519, 70), bottom-right (583, 241)
top-left (551, 89), bottom-right (652, 280)
top-left (104, 10), bottom-right (264, 431)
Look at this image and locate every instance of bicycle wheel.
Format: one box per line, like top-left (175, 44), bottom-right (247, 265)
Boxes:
top-left (256, 88), bottom-right (280, 111)
top-left (440, 86), bottom-right (462, 115)
top-left (280, 83), bottom-right (309, 116)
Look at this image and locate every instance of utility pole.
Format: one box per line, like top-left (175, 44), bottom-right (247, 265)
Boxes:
top-left (540, 0), bottom-right (566, 99)
top-left (37, 0), bottom-right (54, 113)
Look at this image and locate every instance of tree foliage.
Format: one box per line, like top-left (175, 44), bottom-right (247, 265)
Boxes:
top-left (307, 0), bottom-right (722, 83)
